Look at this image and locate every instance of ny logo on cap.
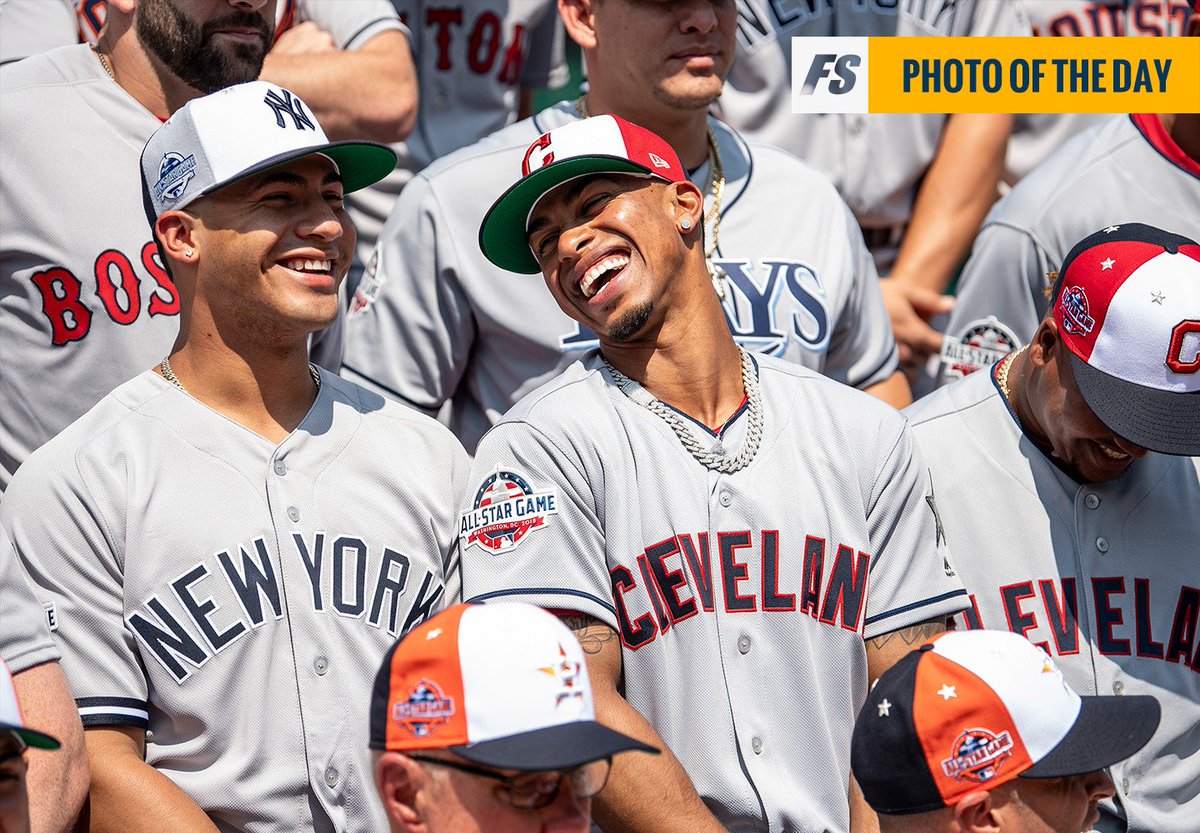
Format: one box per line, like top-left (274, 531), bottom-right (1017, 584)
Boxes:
top-left (264, 89), bottom-right (315, 131)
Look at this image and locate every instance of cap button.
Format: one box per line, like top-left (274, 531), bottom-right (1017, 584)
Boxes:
top-left (919, 644), bottom-right (935, 652)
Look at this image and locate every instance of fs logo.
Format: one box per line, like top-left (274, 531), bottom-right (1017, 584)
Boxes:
top-left (791, 37), bottom-right (869, 114)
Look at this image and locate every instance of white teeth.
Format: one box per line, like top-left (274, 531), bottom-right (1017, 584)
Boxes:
top-left (580, 255), bottom-right (629, 298)
top-left (1100, 445), bottom-right (1129, 460)
top-left (284, 258), bottom-right (332, 273)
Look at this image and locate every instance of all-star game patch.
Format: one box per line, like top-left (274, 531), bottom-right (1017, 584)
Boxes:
top-left (940, 727), bottom-right (1014, 783)
top-left (937, 316), bottom-right (1020, 383)
top-left (153, 151), bottom-right (198, 203)
top-left (348, 248), bottom-right (383, 319)
top-left (460, 469), bottom-right (558, 554)
top-left (392, 678), bottom-right (456, 738)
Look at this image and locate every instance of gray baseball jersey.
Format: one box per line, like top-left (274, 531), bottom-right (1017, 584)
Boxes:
top-left (345, 0), bottom-right (567, 269)
top-left (0, 2), bottom-right (402, 492)
top-left (2, 369), bottom-right (468, 833)
top-left (1007, 1), bottom-right (1191, 183)
top-left (720, 0), bottom-right (1027, 239)
top-left (459, 352), bottom-right (967, 833)
top-left (906, 368), bottom-right (1200, 833)
top-left (0, 525), bottom-right (59, 676)
top-left (0, 0), bottom-right (75, 65)
top-left (344, 101), bottom-right (896, 453)
top-left (940, 114), bottom-right (1200, 386)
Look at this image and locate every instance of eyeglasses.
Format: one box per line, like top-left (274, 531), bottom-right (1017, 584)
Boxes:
top-left (406, 754), bottom-right (611, 810)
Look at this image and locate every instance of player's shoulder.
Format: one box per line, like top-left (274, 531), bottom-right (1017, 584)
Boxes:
top-left (495, 358), bottom-right (603, 428)
top-left (717, 118), bottom-right (843, 197)
top-left (320, 372), bottom-right (467, 456)
top-left (904, 369), bottom-right (998, 432)
top-left (0, 43), bottom-right (95, 92)
top-left (757, 354), bottom-right (909, 433)
top-left (415, 112), bottom-right (547, 187)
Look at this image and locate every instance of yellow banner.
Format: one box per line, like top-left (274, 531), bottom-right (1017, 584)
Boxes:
top-left (866, 37), bottom-right (1200, 113)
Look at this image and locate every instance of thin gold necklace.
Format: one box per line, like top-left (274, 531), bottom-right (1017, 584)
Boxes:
top-left (93, 46), bottom-right (115, 81)
top-left (160, 356), bottom-right (321, 395)
top-left (575, 96), bottom-right (728, 298)
top-left (996, 347), bottom-right (1024, 400)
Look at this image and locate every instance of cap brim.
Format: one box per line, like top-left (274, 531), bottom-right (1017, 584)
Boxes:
top-left (1071, 354), bottom-right (1200, 456)
top-left (2, 724), bottom-right (60, 751)
top-left (1022, 694), bottom-right (1159, 779)
top-left (450, 721), bottom-right (658, 771)
top-left (193, 140), bottom-right (397, 205)
top-left (478, 156), bottom-right (656, 275)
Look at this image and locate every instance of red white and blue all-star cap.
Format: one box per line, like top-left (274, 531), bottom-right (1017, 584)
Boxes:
top-left (479, 115), bottom-right (688, 275)
top-left (1050, 223), bottom-right (1200, 456)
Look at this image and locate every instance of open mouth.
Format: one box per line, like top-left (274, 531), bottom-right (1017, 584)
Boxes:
top-left (282, 257), bottom-right (334, 276)
top-left (579, 254), bottom-right (629, 299)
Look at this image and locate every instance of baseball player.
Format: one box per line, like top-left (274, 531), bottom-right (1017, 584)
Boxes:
top-left (0, 526), bottom-right (88, 833)
top-left (718, 0), bottom-right (1027, 380)
top-left (852, 630), bottom-right (1160, 833)
top-left (460, 115), bottom-right (967, 833)
top-left (0, 0), bottom-right (409, 492)
top-left (906, 223), bottom-right (1200, 833)
top-left (344, 0), bottom-right (907, 455)
top-left (2, 82), bottom-right (468, 833)
top-left (369, 603), bottom-right (657, 833)
top-left (345, 0), bottom-right (567, 280)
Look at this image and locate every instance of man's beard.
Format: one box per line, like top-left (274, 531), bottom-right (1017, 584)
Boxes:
top-left (608, 301), bottom-right (653, 343)
top-left (138, 0), bottom-right (272, 94)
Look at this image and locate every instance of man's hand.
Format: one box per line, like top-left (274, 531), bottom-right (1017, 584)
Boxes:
top-left (879, 277), bottom-right (954, 367)
top-left (269, 21), bottom-right (336, 55)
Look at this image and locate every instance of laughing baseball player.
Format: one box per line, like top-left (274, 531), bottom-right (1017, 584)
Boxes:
top-left (2, 82), bottom-right (467, 833)
top-left (458, 115), bottom-right (967, 833)
top-left (907, 223), bottom-right (1200, 833)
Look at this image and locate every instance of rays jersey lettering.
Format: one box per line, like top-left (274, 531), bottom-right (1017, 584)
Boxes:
top-left (612, 530), bottom-right (870, 650)
top-left (561, 258), bottom-right (830, 356)
top-left (126, 534), bottom-right (445, 683)
top-left (956, 576), bottom-right (1200, 672)
top-left (736, 0), bottom-right (964, 50)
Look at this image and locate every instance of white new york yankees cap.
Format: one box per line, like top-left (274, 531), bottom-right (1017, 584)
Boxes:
top-left (369, 603), bottom-right (656, 770)
top-left (479, 115), bottom-right (688, 274)
top-left (1050, 223), bottom-right (1200, 456)
top-left (1, 658), bottom-right (60, 751)
top-left (140, 81), bottom-right (396, 218)
top-left (851, 630), bottom-right (1159, 815)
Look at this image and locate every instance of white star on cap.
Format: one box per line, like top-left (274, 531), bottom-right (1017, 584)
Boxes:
top-left (425, 628), bottom-right (443, 640)
top-left (937, 684), bottom-right (957, 700)
top-left (1101, 258), bottom-right (1116, 270)
top-left (1103, 226), bottom-right (1119, 233)
top-left (877, 699), bottom-right (892, 717)
top-left (1151, 291), bottom-right (1166, 305)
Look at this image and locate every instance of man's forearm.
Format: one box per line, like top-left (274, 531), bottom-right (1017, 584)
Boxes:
top-left (15, 663), bottom-right (88, 833)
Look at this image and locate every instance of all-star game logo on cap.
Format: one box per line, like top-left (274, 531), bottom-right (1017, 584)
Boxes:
top-left (941, 728), bottom-right (1014, 783)
top-left (392, 678), bottom-right (456, 739)
top-left (1049, 223), bottom-right (1200, 456)
top-left (459, 468), bottom-right (559, 554)
top-left (154, 152), bottom-right (198, 203)
top-left (480, 115), bottom-right (688, 274)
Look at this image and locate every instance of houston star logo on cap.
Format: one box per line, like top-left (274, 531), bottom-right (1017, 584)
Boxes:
top-left (1049, 223), bottom-right (1200, 456)
top-left (851, 630), bottom-right (1160, 815)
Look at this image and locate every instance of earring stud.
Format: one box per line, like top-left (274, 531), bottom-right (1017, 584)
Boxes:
top-left (681, 219), bottom-right (692, 231)
top-left (185, 249), bottom-right (194, 257)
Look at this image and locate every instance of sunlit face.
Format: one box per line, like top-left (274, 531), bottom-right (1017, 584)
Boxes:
top-left (138, 0), bottom-right (276, 93)
top-left (1027, 326), bottom-right (1149, 483)
top-left (588, 0), bottom-right (736, 112)
top-left (1003, 771), bottom-right (1116, 833)
top-left (527, 175), bottom-right (690, 345)
top-left (0, 733), bottom-right (29, 833)
top-left (184, 154), bottom-right (353, 344)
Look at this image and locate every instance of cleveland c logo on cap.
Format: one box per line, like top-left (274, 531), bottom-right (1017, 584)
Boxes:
top-left (522, 134), bottom-right (554, 176)
top-left (1167, 320), bottom-right (1200, 374)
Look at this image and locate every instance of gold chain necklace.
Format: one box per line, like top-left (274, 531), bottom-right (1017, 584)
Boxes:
top-left (996, 347), bottom-right (1024, 400)
top-left (93, 46), bottom-right (115, 81)
top-left (574, 96), bottom-right (728, 298)
top-left (160, 356), bottom-right (321, 395)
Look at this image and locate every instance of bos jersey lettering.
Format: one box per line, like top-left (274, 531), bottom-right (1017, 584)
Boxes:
top-left (461, 353), bottom-right (967, 833)
top-left (906, 369), bottom-right (1200, 833)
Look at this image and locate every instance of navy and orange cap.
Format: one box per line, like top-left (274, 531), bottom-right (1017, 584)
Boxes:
top-left (368, 603), bottom-right (657, 771)
top-left (851, 630), bottom-right (1160, 815)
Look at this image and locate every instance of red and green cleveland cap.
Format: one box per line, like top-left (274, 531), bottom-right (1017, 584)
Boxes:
top-left (479, 115), bottom-right (687, 275)
top-left (851, 630), bottom-right (1159, 815)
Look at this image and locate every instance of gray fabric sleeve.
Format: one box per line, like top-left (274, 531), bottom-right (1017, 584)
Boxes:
top-left (520, 4), bottom-right (569, 90)
top-left (0, 0), bottom-right (77, 65)
top-left (342, 174), bottom-right (476, 414)
top-left (0, 526), bottom-right (59, 674)
top-left (298, 0), bottom-right (405, 50)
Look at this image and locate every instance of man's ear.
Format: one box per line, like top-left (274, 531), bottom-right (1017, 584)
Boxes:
top-left (953, 789), bottom-right (1002, 833)
top-left (670, 181), bottom-right (704, 235)
top-left (155, 211), bottom-right (199, 266)
top-left (1029, 318), bottom-right (1061, 369)
top-left (375, 753), bottom-right (428, 833)
top-left (559, 0), bottom-right (598, 50)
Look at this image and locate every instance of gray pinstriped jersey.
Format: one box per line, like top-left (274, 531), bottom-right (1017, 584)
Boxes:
top-left (906, 368), bottom-right (1200, 833)
top-left (941, 114), bottom-right (1200, 387)
top-left (461, 351), bottom-right (967, 833)
top-left (2, 370), bottom-right (467, 833)
top-left (344, 101), bottom-right (896, 453)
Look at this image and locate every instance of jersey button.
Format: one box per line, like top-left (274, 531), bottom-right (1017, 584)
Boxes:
top-left (1084, 493), bottom-right (1100, 509)
top-left (325, 767), bottom-right (339, 788)
top-left (1122, 777), bottom-right (1131, 794)
top-left (751, 737), bottom-right (763, 755)
top-left (1096, 537), bottom-right (1109, 553)
top-left (287, 506), bottom-right (300, 522)
top-left (274, 460), bottom-right (287, 476)
top-left (1112, 680), bottom-right (1124, 695)
top-left (738, 636), bottom-right (751, 654)
top-left (314, 656), bottom-right (329, 675)
top-left (719, 491), bottom-right (732, 507)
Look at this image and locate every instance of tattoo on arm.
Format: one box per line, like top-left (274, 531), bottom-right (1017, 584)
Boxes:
top-left (560, 614), bottom-right (618, 655)
top-left (868, 618), bottom-right (947, 652)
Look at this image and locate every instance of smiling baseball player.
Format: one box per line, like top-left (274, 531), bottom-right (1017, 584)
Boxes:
top-left (458, 114), bottom-right (966, 833)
